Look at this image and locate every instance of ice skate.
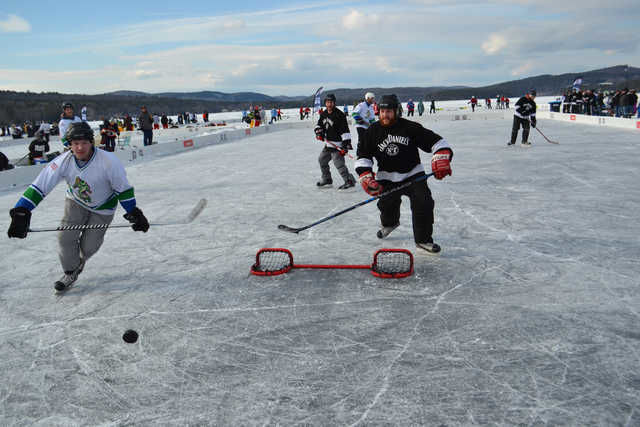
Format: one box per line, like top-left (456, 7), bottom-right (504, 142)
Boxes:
top-left (337, 177), bottom-right (355, 190)
top-left (316, 178), bottom-right (333, 188)
top-left (521, 141), bottom-right (531, 147)
top-left (54, 259), bottom-right (85, 292)
top-left (377, 223), bottom-right (399, 239)
top-left (415, 242), bottom-right (441, 255)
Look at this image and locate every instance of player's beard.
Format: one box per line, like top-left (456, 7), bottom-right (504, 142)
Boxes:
top-left (380, 112), bottom-right (397, 127)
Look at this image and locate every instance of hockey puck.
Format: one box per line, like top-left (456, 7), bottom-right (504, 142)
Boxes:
top-left (122, 329), bottom-right (138, 343)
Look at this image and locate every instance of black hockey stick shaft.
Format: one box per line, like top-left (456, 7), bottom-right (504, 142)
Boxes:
top-left (29, 198), bottom-right (207, 232)
top-left (278, 173), bottom-right (434, 233)
top-left (534, 126), bottom-right (559, 144)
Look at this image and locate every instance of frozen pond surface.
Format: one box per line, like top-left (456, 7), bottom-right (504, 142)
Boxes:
top-left (1, 117), bottom-right (639, 425)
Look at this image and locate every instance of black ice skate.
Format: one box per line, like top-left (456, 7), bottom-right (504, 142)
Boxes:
top-left (316, 178), bottom-right (333, 188)
top-left (507, 141), bottom-right (515, 146)
top-left (377, 223), bottom-right (399, 239)
top-left (415, 242), bottom-right (441, 255)
top-left (337, 178), bottom-right (355, 190)
top-left (54, 259), bottom-right (85, 292)
top-left (521, 141), bottom-right (531, 147)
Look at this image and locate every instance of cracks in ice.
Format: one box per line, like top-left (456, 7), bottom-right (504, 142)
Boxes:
top-left (350, 264), bottom-right (495, 426)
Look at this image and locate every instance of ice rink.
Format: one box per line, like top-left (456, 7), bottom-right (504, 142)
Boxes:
top-left (1, 116), bottom-right (639, 425)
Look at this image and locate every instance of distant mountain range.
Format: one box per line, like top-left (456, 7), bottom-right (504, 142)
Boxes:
top-left (1, 65), bottom-right (638, 123)
top-left (102, 65), bottom-right (640, 104)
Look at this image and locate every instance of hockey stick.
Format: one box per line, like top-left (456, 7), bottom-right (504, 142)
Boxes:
top-left (534, 126), bottom-right (560, 145)
top-left (321, 139), bottom-right (354, 159)
top-left (533, 126), bottom-right (559, 144)
top-left (278, 173), bottom-right (434, 233)
top-left (28, 198), bottom-right (207, 232)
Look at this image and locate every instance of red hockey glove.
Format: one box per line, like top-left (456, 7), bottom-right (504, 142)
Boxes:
top-left (314, 126), bottom-right (324, 141)
top-left (358, 171), bottom-right (383, 196)
top-left (431, 150), bottom-right (452, 180)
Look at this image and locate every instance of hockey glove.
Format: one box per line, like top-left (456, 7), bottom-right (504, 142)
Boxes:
top-left (8, 207), bottom-right (31, 239)
top-left (358, 171), bottom-right (383, 196)
top-left (431, 150), bottom-right (452, 180)
top-left (123, 207), bottom-right (149, 232)
top-left (343, 140), bottom-right (353, 151)
top-left (355, 118), bottom-right (366, 125)
top-left (530, 117), bottom-right (537, 128)
top-left (314, 126), bottom-right (325, 141)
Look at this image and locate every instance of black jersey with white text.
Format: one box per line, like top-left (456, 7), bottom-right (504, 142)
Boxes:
top-left (315, 107), bottom-right (351, 149)
top-left (355, 118), bottom-right (452, 182)
top-left (514, 96), bottom-right (537, 119)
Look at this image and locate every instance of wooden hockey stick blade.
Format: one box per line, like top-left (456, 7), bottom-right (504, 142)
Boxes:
top-left (184, 198), bottom-right (207, 223)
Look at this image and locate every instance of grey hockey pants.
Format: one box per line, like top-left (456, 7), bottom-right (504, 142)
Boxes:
top-left (58, 199), bottom-right (114, 272)
top-left (318, 146), bottom-right (354, 183)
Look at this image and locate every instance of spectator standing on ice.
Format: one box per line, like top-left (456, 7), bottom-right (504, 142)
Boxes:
top-left (418, 100), bottom-right (425, 116)
top-left (38, 121), bottom-right (51, 142)
top-left (161, 114), bottom-right (168, 129)
top-left (508, 89), bottom-right (537, 147)
top-left (469, 96), bottom-right (478, 112)
top-left (138, 106), bottom-right (154, 146)
top-left (314, 94), bottom-right (356, 190)
top-left (430, 99), bottom-right (436, 114)
top-left (7, 122), bottom-right (149, 292)
top-left (355, 94), bottom-right (453, 254)
top-left (406, 99), bottom-right (415, 117)
top-left (58, 102), bottom-right (83, 147)
top-left (352, 92), bottom-right (376, 143)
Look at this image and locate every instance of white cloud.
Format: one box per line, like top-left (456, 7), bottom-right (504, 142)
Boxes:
top-left (341, 10), bottom-right (379, 30)
top-left (482, 33), bottom-right (508, 55)
top-left (135, 70), bottom-right (162, 79)
top-left (511, 60), bottom-right (534, 76)
top-left (0, 14), bottom-right (31, 33)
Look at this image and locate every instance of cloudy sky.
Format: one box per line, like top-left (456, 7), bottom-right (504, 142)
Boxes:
top-left (1, 0), bottom-right (638, 96)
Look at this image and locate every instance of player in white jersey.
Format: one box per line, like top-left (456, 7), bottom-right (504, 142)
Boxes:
top-left (7, 122), bottom-right (150, 292)
top-left (58, 102), bottom-right (83, 147)
top-left (352, 92), bottom-right (376, 143)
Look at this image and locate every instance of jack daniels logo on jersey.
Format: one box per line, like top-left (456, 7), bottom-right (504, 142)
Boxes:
top-left (378, 134), bottom-right (410, 156)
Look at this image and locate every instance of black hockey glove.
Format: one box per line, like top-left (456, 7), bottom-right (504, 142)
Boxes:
top-left (530, 117), bottom-right (537, 128)
top-left (343, 140), bottom-right (353, 151)
top-left (314, 126), bottom-right (325, 141)
top-left (123, 207), bottom-right (149, 232)
top-left (8, 207), bottom-right (31, 239)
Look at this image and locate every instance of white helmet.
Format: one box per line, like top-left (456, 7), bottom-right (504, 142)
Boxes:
top-left (365, 92), bottom-right (375, 101)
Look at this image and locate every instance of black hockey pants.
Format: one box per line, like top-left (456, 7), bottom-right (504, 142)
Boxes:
top-left (377, 175), bottom-right (435, 243)
top-left (510, 116), bottom-right (531, 143)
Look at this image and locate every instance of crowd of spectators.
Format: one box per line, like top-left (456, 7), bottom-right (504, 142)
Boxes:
top-left (560, 88), bottom-right (639, 118)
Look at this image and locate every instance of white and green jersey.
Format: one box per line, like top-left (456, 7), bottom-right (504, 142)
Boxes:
top-left (18, 148), bottom-right (135, 215)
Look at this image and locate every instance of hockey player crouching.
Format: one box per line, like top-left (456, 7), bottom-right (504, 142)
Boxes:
top-left (315, 94), bottom-right (356, 189)
top-left (7, 122), bottom-right (150, 292)
top-left (355, 95), bottom-right (453, 254)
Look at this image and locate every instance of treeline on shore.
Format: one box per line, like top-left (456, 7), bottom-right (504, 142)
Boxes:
top-left (0, 91), bottom-right (307, 124)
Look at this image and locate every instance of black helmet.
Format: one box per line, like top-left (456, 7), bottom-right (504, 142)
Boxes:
top-left (62, 101), bottom-right (74, 110)
top-left (65, 121), bottom-right (94, 143)
top-left (324, 93), bottom-right (336, 103)
top-left (379, 94), bottom-right (400, 112)
top-left (529, 89), bottom-right (537, 97)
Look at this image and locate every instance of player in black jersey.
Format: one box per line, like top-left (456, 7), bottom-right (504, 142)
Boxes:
top-left (355, 95), bottom-right (453, 254)
top-left (509, 89), bottom-right (537, 146)
top-left (314, 94), bottom-right (356, 189)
